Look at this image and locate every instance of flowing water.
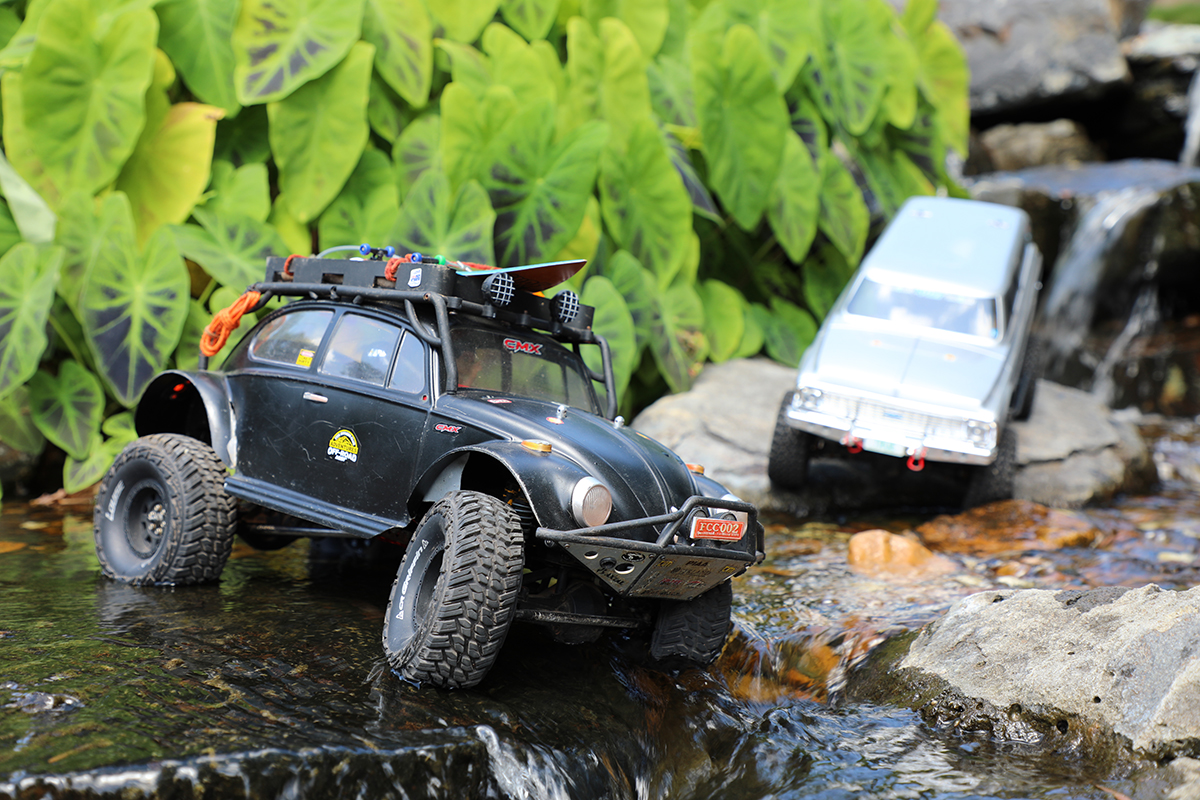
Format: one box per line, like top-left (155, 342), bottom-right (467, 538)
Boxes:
top-left (3, 420), bottom-right (1200, 799)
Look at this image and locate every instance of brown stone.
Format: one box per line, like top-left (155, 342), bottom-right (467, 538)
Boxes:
top-left (847, 529), bottom-right (958, 580)
top-left (916, 499), bottom-right (1101, 555)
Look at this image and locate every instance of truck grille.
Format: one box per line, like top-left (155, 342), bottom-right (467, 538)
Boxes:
top-left (852, 400), bottom-right (967, 440)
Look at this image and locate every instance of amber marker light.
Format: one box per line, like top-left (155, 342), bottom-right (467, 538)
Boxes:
top-left (521, 439), bottom-right (552, 453)
top-left (686, 463), bottom-right (705, 475)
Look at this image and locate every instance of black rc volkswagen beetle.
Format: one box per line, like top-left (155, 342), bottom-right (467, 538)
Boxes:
top-left (93, 251), bottom-right (764, 689)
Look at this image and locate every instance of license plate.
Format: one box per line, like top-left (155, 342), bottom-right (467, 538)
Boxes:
top-left (862, 438), bottom-right (907, 457)
top-left (691, 517), bottom-right (746, 541)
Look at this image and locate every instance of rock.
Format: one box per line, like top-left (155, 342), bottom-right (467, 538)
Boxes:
top-left (1110, 0), bottom-right (1152, 39)
top-left (847, 585), bottom-right (1200, 764)
top-left (976, 120), bottom-right (1103, 173)
top-left (846, 529), bottom-right (957, 580)
top-left (915, 499), bottom-right (1101, 554)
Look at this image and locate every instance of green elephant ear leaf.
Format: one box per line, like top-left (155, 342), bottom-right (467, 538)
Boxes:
top-left (0, 385), bottom-right (46, 455)
top-left (363, 0), bottom-right (432, 108)
top-left (732, 301), bottom-right (765, 359)
top-left (0, 149), bottom-right (56, 245)
top-left (500, 0), bottom-right (560, 42)
top-left (269, 41), bottom-right (374, 224)
top-left (788, 86), bottom-right (829, 167)
top-left (64, 430), bottom-right (130, 494)
top-left (0, 204), bottom-right (21, 261)
top-left (319, 148), bottom-right (400, 254)
top-left (881, 26), bottom-right (919, 131)
top-left (156, 0), bottom-right (241, 115)
top-left (0, 243), bottom-right (61, 399)
top-left (697, 279), bottom-right (745, 363)
top-left (481, 103), bottom-right (607, 266)
top-left (650, 280), bottom-right (708, 393)
top-left (916, 20), bottom-right (970, 156)
top-left (81, 214), bottom-right (191, 407)
top-left (763, 297), bottom-right (816, 366)
top-left (232, 0), bottom-right (365, 105)
top-left (482, 22), bottom-right (556, 107)
top-left (692, 24), bottom-right (788, 231)
top-left (821, 0), bottom-right (888, 136)
top-left (723, 0), bottom-right (821, 93)
top-left (29, 360), bottom-right (104, 461)
top-left (604, 250), bottom-right (657, 353)
top-left (663, 130), bottom-right (719, 222)
top-left (393, 113), bottom-right (441, 201)
top-left (818, 153), bottom-right (869, 265)
top-left (647, 52), bottom-right (696, 130)
top-left (173, 207), bottom-right (287, 290)
top-left (23, 0), bottom-right (157, 196)
top-left (427, 0), bottom-right (500, 44)
top-left (214, 104), bottom-right (272, 165)
top-left (803, 241), bottom-right (854, 321)
top-left (583, 0), bottom-right (668, 58)
top-left (579, 275), bottom-right (636, 400)
top-left (440, 82), bottom-right (517, 192)
top-left (599, 116), bottom-right (691, 288)
top-left (118, 102), bottom-right (226, 244)
top-left (391, 170), bottom-right (496, 265)
top-left (205, 160), bottom-right (271, 222)
top-left (769, 130), bottom-right (821, 263)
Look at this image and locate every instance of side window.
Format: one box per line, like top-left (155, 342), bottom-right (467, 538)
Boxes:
top-left (249, 310), bottom-right (333, 368)
top-left (389, 332), bottom-right (426, 394)
top-left (318, 315), bottom-right (401, 386)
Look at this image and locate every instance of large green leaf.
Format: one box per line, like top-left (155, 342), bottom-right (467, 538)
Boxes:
top-left (788, 86), bottom-right (828, 166)
top-left (391, 170), bottom-right (496, 265)
top-left (757, 298), bottom-right (815, 367)
top-left (732, 301), bottom-right (765, 359)
top-left (0, 0), bottom-right (44, 71)
top-left (368, 75), bottom-right (411, 144)
top-left (901, 0), bottom-right (937, 37)
top-left (880, 22), bottom-right (919, 131)
top-left (434, 40), bottom-right (493, 98)
top-left (214, 104), bottom-right (272, 164)
top-left (0, 203), bottom-right (21, 260)
top-left (916, 20), bottom-right (970, 157)
top-left (205, 160), bottom-right (271, 222)
top-left (427, 0), bottom-right (500, 43)
top-left (582, 0), bottom-right (668, 58)
top-left (692, 24), bottom-right (788, 230)
top-left (117, 102), bottom-right (225, 244)
top-left (440, 83), bottom-right (517, 192)
top-left (697, 279), bottom-right (745, 363)
top-left (649, 280), bottom-right (707, 393)
top-left (482, 22), bottom-right (556, 107)
top-left (721, 0), bottom-right (821, 93)
top-left (393, 113), bottom-right (441, 201)
top-left (481, 103), bottom-right (607, 266)
top-left (817, 153), bottom-right (869, 265)
top-left (23, 0), bottom-right (157, 197)
top-left (319, 148), bottom-right (400, 253)
top-left (850, 137), bottom-right (932, 217)
top-left (647, 52), bottom-right (696, 130)
top-left (0, 244), bottom-right (61, 400)
top-left (80, 214), bottom-right (190, 407)
top-left (500, 0), bottom-right (559, 42)
top-left (803, 241), bottom-right (854, 321)
top-left (64, 426), bottom-right (131, 494)
top-left (172, 207), bottom-right (287, 290)
top-left (269, 41), bottom-right (374, 224)
top-left (821, 0), bottom-right (888, 136)
top-left (55, 191), bottom-right (134, 313)
top-left (562, 17), bottom-right (652, 130)
top-left (768, 130), bottom-right (820, 263)
top-left (663, 131), bottom-right (719, 222)
top-left (0, 148), bottom-right (56, 245)
top-left (604, 249), bottom-right (657, 352)
top-left (232, 0), bottom-right (364, 105)
top-left (28, 360), bottom-right (104, 461)
top-left (0, 386), bottom-right (45, 455)
top-left (363, 0), bottom-right (432, 108)
top-left (156, 0), bottom-right (241, 115)
top-left (599, 115), bottom-right (691, 288)
top-left (579, 275), bottom-right (636, 399)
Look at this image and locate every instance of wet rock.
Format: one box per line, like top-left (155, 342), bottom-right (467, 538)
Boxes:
top-left (977, 120), bottom-right (1103, 173)
top-left (915, 499), bottom-right (1101, 554)
top-left (846, 529), bottom-right (957, 580)
top-left (847, 584), bottom-right (1200, 764)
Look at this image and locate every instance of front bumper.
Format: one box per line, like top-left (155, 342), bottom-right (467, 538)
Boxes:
top-left (785, 404), bottom-right (996, 466)
top-left (535, 495), bottom-right (764, 601)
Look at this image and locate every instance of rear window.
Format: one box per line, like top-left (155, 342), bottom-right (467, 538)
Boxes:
top-left (847, 279), bottom-right (999, 339)
top-left (451, 325), bottom-right (597, 412)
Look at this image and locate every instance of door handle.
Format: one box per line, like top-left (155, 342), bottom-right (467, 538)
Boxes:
top-left (303, 391), bottom-right (328, 403)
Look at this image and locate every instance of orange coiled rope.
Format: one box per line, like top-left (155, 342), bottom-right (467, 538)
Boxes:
top-left (200, 290), bottom-right (262, 357)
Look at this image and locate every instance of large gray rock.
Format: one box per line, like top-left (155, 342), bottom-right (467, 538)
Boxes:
top-left (631, 360), bottom-right (1152, 513)
top-left (849, 585), bottom-right (1200, 763)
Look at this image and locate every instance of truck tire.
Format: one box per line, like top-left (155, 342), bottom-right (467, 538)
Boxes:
top-left (767, 393), bottom-right (812, 491)
top-left (963, 426), bottom-right (1018, 508)
top-left (383, 491), bottom-right (524, 689)
top-left (650, 581), bottom-right (733, 668)
top-left (93, 434), bottom-right (237, 586)
top-left (1012, 337), bottom-right (1044, 421)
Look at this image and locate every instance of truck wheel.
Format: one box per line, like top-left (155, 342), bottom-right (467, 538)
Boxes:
top-left (767, 393), bottom-right (811, 491)
top-left (93, 434), bottom-right (237, 586)
top-left (650, 581), bottom-right (733, 668)
top-left (383, 491), bottom-right (524, 689)
top-left (1012, 337), bottom-right (1044, 421)
top-left (964, 426), bottom-right (1018, 508)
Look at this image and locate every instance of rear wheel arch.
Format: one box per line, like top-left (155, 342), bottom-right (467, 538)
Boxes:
top-left (135, 372), bottom-right (235, 467)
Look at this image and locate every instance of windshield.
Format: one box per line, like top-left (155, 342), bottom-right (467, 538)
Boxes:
top-left (450, 324), bottom-right (598, 412)
top-left (847, 278), bottom-right (1000, 339)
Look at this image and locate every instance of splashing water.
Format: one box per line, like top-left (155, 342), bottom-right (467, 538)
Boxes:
top-left (1090, 283), bottom-right (1160, 407)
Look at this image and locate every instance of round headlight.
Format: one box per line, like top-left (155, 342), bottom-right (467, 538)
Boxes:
top-left (797, 387), bottom-right (823, 411)
top-left (571, 477), bottom-right (612, 528)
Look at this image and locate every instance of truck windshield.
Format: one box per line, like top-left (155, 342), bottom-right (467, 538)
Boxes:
top-left (847, 278), bottom-right (1000, 339)
top-left (450, 324), bottom-right (598, 412)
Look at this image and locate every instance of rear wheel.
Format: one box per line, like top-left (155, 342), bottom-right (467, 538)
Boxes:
top-left (93, 434), bottom-right (236, 586)
top-left (650, 581), bottom-right (733, 669)
top-left (767, 393), bottom-right (812, 491)
top-left (964, 426), bottom-right (1018, 508)
top-left (382, 491), bottom-right (524, 689)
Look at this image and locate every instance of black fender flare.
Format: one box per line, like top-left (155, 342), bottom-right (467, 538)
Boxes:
top-left (135, 371), bottom-right (237, 468)
top-left (413, 442), bottom-right (594, 532)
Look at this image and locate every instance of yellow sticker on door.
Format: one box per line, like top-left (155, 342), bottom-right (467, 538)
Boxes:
top-left (327, 429), bottom-right (359, 462)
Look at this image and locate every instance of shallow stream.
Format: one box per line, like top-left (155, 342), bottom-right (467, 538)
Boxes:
top-left (3, 419), bottom-right (1200, 799)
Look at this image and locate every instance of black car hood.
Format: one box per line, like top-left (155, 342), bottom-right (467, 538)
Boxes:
top-left (439, 394), bottom-right (698, 520)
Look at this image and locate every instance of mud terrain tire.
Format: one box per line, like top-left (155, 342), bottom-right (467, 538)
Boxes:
top-left (650, 581), bottom-right (733, 668)
top-left (1012, 337), bottom-right (1044, 422)
top-left (383, 491), bottom-right (524, 689)
top-left (93, 434), bottom-right (237, 585)
top-left (964, 426), bottom-right (1018, 508)
top-left (767, 393), bottom-right (812, 491)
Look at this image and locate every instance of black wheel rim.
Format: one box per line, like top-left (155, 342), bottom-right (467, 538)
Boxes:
top-left (125, 479), bottom-right (168, 559)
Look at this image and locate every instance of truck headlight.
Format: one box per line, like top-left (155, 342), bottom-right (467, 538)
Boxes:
top-left (571, 477), bottom-right (612, 528)
top-left (966, 419), bottom-right (997, 449)
top-left (797, 387), bottom-right (823, 411)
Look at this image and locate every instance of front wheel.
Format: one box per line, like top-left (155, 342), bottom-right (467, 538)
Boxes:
top-left (382, 491), bottom-right (524, 689)
top-left (93, 434), bottom-right (237, 586)
top-left (767, 393), bottom-right (812, 491)
top-left (650, 581), bottom-right (733, 669)
top-left (963, 426), bottom-right (1018, 508)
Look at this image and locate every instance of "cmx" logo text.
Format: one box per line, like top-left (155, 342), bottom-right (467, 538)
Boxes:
top-left (503, 338), bottom-right (543, 355)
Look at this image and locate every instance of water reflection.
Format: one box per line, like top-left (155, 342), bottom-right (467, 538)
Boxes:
top-left (5, 422), bottom-right (1200, 797)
